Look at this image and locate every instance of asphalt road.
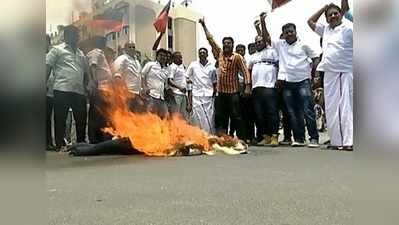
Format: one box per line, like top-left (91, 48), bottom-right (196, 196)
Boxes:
top-left (47, 143), bottom-right (353, 225)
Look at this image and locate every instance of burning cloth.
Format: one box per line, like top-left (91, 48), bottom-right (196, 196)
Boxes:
top-left (85, 81), bottom-right (248, 157)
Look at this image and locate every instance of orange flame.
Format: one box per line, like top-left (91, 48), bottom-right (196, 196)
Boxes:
top-left (99, 81), bottom-right (210, 156)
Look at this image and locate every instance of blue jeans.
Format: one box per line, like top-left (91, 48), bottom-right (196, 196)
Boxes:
top-left (282, 79), bottom-right (319, 142)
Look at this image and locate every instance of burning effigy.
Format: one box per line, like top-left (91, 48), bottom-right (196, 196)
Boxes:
top-left (70, 81), bottom-right (248, 157)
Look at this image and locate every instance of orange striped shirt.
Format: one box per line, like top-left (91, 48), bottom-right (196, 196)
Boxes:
top-left (206, 34), bottom-right (251, 93)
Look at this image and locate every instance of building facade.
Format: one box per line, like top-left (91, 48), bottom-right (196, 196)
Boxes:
top-left (92, 0), bottom-right (202, 64)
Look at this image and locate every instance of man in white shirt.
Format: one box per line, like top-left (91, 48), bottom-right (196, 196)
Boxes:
top-left (262, 17), bottom-right (320, 148)
top-left (167, 51), bottom-right (189, 120)
top-left (186, 48), bottom-right (217, 134)
top-left (308, 3), bottom-right (353, 151)
top-left (87, 37), bottom-right (112, 144)
top-left (141, 48), bottom-right (170, 119)
top-left (248, 29), bottom-right (280, 146)
top-left (113, 42), bottom-right (145, 113)
top-left (46, 25), bottom-right (90, 151)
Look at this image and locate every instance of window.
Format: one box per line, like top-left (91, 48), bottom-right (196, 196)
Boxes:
top-left (117, 32), bottom-right (120, 38)
top-left (168, 35), bottom-right (173, 51)
top-left (167, 17), bottom-right (173, 50)
top-left (112, 32), bottom-right (116, 40)
top-left (168, 17), bottom-right (173, 29)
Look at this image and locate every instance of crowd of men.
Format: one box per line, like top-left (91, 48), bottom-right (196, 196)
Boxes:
top-left (46, 1), bottom-right (353, 152)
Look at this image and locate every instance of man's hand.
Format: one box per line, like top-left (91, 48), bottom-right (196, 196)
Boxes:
top-left (244, 84), bottom-right (252, 96)
top-left (199, 17), bottom-right (205, 26)
top-left (260, 12), bottom-right (267, 21)
top-left (275, 80), bottom-right (284, 89)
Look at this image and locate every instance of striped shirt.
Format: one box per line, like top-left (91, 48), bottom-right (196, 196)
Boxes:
top-left (205, 34), bottom-right (251, 93)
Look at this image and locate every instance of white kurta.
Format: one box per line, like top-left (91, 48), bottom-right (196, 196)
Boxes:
top-left (186, 61), bottom-right (217, 134)
top-left (315, 21), bottom-right (353, 147)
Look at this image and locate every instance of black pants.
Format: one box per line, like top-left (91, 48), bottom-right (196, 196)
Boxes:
top-left (46, 96), bottom-right (54, 146)
top-left (88, 90), bottom-right (110, 144)
top-left (54, 90), bottom-right (87, 147)
top-left (215, 93), bottom-right (245, 139)
top-left (253, 87), bottom-right (279, 138)
top-left (278, 90), bottom-right (292, 140)
top-left (229, 95), bottom-right (255, 141)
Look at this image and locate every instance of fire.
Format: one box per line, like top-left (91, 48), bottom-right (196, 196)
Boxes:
top-left (99, 81), bottom-right (210, 156)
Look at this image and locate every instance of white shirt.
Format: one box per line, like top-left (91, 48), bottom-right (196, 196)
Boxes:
top-left (113, 53), bottom-right (142, 94)
top-left (186, 60), bottom-right (217, 97)
top-left (272, 39), bottom-right (319, 82)
top-left (248, 47), bottom-right (279, 89)
top-left (141, 61), bottom-right (169, 100)
top-left (46, 43), bottom-right (89, 96)
top-left (87, 48), bottom-right (112, 86)
top-left (315, 21), bottom-right (353, 73)
top-left (168, 63), bottom-right (187, 95)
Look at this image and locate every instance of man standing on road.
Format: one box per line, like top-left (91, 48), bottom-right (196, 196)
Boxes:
top-left (46, 25), bottom-right (90, 151)
top-left (261, 17), bottom-right (320, 148)
top-left (199, 18), bottom-right (251, 140)
top-left (141, 48), bottom-right (170, 119)
top-left (87, 37), bottom-right (112, 144)
top-left (248, 13), bottom-right (280, 147)
top-left (113, 42), bottom-right (145, 112)
top-left (186, 47), bottom-right (217, 134)
top-left (167, 51), bottom-right (189, 120)
top-left (308, 3), bottom-right (353, 150)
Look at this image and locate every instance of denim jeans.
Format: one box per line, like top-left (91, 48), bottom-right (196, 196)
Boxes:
top-left (253, 87), bottom-right (279, 138)
top-left (282, 79), bottom-right (319, 142)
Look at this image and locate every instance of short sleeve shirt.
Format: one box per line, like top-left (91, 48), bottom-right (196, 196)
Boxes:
top-left (248, 47), bottom-right (279, 89)
top-left (272, 39), bottom-right (319, 82)
top-left (186, 61), bottom-right (217, 97)
top-left (168, 63), bottom-right (187, 95)
top-left (315, 21), bottom-right (353, 73)
top-left (141, 61), bottom-right (169, 100)
top-left (87, 48), bottom-right (112, 85)
top-left (113, 53), bottom-right (142, 94)
top-left (46, 43), bottom-right (89, 95)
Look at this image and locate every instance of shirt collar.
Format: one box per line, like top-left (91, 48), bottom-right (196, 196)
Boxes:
top-left (198, 60), bottom-right (211, 68)
top-left (328, 21), bottom-right (345, 31)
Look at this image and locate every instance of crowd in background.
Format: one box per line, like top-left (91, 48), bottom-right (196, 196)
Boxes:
top-left (46, 1), bottom-right (353, 152)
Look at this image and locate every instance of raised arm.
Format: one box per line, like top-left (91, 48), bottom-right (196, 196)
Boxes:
top-left (254, 20), bottom-right (262, 36)
top-left (199, 18), bottom-right (221, 59)
top-left (341, 0), bottom-right (349, 14)
top-left (259, 12), bottom-right (271, 46)
top-left (308, 4), bottom-right (329, 31)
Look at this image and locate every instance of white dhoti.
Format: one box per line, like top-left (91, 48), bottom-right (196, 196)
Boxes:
top-left (324, 71), bottom-right (353, 147)
top-left (191, 96), bottom-right (215, 135)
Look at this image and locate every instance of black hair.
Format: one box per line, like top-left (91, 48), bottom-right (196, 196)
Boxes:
top-left (63, 25), bottom-right (79, 36)
top-left (236, 44), bottom-right (246, 50)
top-left (198, 47), bottom-right (208, 53)
top-left (94, 36), bottom-right (107, 49)
top-left (156, 48), bottom-right (168, 57)
top-left (222, 36), bottom-right (234, 45)
top-left (172, 51), bottom-right (182, 56)
top-left (282, 23), bottom-right (296, 32)
top-left (325, 4), bottom-right (341, 17)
